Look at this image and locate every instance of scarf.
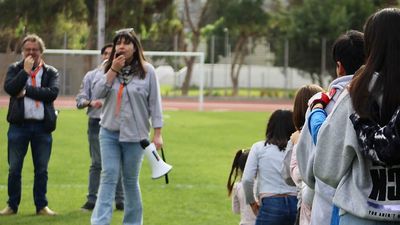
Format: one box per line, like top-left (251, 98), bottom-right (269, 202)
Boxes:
top-left (114, 61), bottom-right (143, 117)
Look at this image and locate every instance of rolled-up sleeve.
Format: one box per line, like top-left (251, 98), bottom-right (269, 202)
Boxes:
top-left (242, 143), bottom-right (258, 204)
top-left (148, 67), bottom-right (163, 128)
top-left (76, 71), bottom-right (93, 109)
top-left (93, 70), bottom-right (111, 99)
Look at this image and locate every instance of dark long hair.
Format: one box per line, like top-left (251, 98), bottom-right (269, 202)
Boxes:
top-left (227, 149), bottom-right (250, 196)
top-left (105, 29), bottom-right (147, 79)
top-left (350, 8), bottom-right (400, 124)
top-left (292, 84), bottom-right (324, 130)
top-left (265, 110), bottom-right (295, 150)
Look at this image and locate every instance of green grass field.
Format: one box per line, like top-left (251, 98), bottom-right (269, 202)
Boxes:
top-left (160, 85), bottom-right (297, 98)
top-left (0, 108), bottom-right (270, 225)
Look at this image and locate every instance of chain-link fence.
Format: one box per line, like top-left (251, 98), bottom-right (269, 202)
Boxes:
top-left (0, 36), bottom-right (334, 98)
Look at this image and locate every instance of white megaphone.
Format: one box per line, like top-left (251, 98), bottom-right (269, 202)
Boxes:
top-left (140, 139), bottom-right (172, 179)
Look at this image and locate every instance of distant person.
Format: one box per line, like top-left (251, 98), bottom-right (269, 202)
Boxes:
top-left (0, 34), bottom-right (59, 216)
top-left (90, 28), bottom-right (164, 225)
top-left (76, 43), bottom-right (124, 211)
top-left (313, 8), bottom-right (400, 224)
top-left (242, 110), bottom-right (297, 225)
top-left (297, 30), bottom-right (365, 225)
top-left (227, 149), bottom-right (256, 225)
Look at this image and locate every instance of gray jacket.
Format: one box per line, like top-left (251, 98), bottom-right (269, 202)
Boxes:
top-left (314, 90), bottom-right (400, 221)
top-left (75, 67), bottom-right (103, 118)
top-left (296, 75), bottom-right (353, 225)
top-left (297, 75), bottom-right (353, 189)
top-left (93, 62), bottom-right (163, 142)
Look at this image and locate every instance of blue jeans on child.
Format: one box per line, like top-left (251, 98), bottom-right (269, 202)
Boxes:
top-left (91, 128), bottom-right (144, 225)
top-left (256, 195), bottom-right (298, 225)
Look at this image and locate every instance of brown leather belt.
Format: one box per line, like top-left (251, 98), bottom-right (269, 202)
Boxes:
top-left (271, 194), bottom-right (291, 197)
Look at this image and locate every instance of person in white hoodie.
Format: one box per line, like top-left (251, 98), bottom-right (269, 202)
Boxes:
top-left (242, 110), bottom-right (297, 225)
top-left (314, 8), bottom-right (400, 225)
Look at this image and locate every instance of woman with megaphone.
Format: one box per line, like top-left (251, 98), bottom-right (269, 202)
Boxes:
top-left (90, 28), bottom-right (164, 225)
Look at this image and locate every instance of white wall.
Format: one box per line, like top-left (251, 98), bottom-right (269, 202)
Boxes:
top-left (156, 63), bottom-right (331, 89)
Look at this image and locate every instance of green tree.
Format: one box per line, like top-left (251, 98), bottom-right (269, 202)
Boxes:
top-left (267, 0), bottom-right (397, 84)
top-left (177, 0), bottom-right (212, 96)
top-left (99, 0), bottom-right (179, 51)
top-left (222, 0), bottom-right (269, 96)
top-left (0, 0), bottom-right (181, 51)
top-left (82, 0), bottom-right (183, 57)
top-left (0, 0), bottom-right (88, 52)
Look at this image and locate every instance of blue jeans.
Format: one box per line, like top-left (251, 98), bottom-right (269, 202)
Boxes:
top-left (7, 122), bottom-right (52, 212)
top-left (87, 118), bottom-right (124, 204)
top-left (340, 213), bottom-right (400, 225)
top-left (91, 128), bottom-right (144, 225)
top-left (256, 196), bottom-right (298, 225)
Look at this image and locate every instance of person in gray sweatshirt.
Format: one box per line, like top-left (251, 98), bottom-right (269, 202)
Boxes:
top-left (90, 28), bottom-right (163, 225)
top-left (314, 8), bottom-right (400, 225)
top-left (297, 30), bottom-right (365, 225)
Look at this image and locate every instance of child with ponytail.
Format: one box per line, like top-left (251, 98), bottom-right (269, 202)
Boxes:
top-left (227, 149), bottom-right (256, 225)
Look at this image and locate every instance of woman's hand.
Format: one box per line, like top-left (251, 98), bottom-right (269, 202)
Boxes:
top-left (290, 130), bottom-right (300, 145)
top-left (111, 54), bottom-right (125, 72)
top-left (152, 128), bottom-right (163, 150)
top-left (250, 202), bottom-right (259, 216)
top-left (106, 54), bottom-right (125, 85)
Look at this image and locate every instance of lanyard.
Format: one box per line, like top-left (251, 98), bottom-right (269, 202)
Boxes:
top-left (30, 61), bottom-right (43, 107)
top-left (115, 83), bottom-right (125, 117)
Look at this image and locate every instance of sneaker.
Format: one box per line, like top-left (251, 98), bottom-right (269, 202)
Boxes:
top-left (81, 202), bottom-right (95, 211)
top-left (37, 206), bottom-right (57, 216)
top-left (0, 206), bottom-right (16, 216)
top-left (115, 202), bottom-right (124, 211)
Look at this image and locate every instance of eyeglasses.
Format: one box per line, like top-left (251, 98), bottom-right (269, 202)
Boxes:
top-left (23, 48), bottom-right (40, 53)
top-left (115, 28), bottom-right (134, 34)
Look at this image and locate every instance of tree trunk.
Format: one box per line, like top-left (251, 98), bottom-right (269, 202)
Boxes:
top-left (230, 36), bottom-right (247, 96)
top-left (181, 32), bottom-right (200, 96)
top-left (180, 0), bottom-right (209, 96)
top-left (181, 56), bottom-right (196, 95)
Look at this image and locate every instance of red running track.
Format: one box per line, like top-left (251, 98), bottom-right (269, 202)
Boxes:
top-left (0, 96), bottom-right (293, 112)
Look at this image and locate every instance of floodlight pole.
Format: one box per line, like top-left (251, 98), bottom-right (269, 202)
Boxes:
top-left (97, 0), bottom-right (106, 63)
top-left (224, 28), bottom-right (229, 96)
top-left (199, 53), bottom-right (205, 111)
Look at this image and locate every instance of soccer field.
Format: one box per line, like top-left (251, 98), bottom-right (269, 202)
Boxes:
top-left (0, 109), bottom-right (270, 225)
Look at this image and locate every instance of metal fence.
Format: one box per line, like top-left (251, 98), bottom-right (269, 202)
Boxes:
top-left (0, 37), bottom-right (334, 97)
